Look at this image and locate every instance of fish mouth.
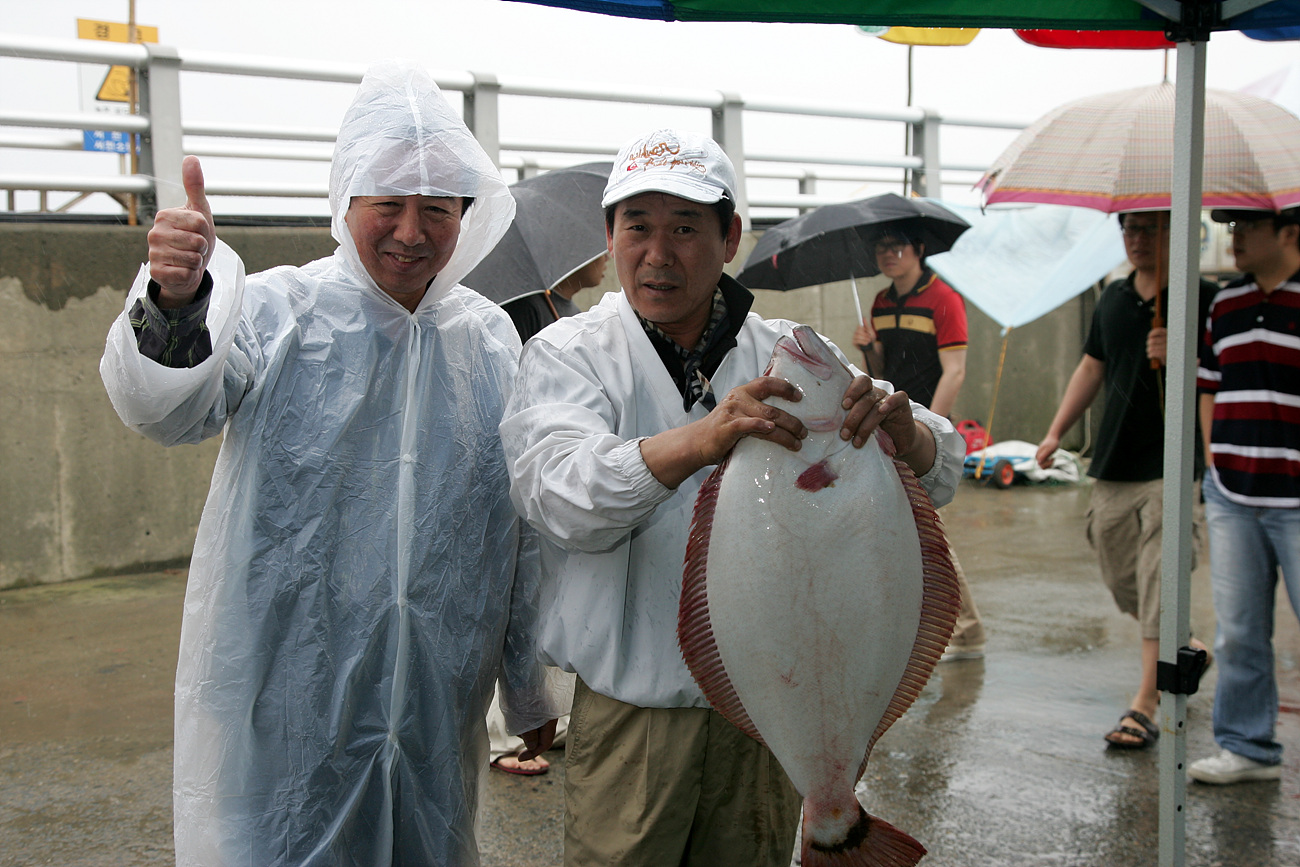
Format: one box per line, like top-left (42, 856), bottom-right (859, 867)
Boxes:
top-left (773, 328), bottom-right (835, 381)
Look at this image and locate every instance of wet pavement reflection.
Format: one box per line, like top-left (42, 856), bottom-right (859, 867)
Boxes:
top-left (3, 482), bottom-right (1299, 866)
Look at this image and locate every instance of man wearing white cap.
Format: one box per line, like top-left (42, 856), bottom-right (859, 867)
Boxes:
top-left (500, 129), bottom-right (963, 865)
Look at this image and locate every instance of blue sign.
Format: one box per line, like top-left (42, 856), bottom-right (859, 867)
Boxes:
top-left (83, 130), bottom-right (135, 154)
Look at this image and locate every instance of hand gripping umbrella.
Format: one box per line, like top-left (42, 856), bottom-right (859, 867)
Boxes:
top-left (736, 192), bottom-right (970, 323)
top-left (462, 161), bottom-right (612, 306)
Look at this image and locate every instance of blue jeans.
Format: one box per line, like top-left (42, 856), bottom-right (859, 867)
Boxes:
top-left (1203, 473), bottom-right (1300, 765)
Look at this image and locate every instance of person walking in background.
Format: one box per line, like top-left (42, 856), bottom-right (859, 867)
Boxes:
top-left (1189, 207), bottom-right (1300, 784)
top-left (99, 62), bottom-right (558, 865)
top-left (1035, 210), bottom-right (1216, 750)
top-left (853, 227), bottom-right (984, 662)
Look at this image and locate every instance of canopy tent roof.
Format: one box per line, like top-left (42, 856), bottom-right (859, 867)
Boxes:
top-left (508, 0), bottom-right (1300, 31)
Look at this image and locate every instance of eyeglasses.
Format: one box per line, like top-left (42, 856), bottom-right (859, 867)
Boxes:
top-left (1227, 218), bottom-right (1269, 234)
top-left (873, 241), bottom-right (910, 256)
top-left (1121, 223), bottom-right (1165, 239)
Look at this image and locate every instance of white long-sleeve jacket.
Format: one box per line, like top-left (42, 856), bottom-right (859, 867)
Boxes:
top-left (99, 62), bottom-right (555, 867)
top-left (500, 288), bottom-right (964, 709)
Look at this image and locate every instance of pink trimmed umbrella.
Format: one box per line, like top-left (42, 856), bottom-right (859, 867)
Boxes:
top-left (977, 82), bottom-right (1300, 364)
top-left (977, 82), bottom-right (1300, 213)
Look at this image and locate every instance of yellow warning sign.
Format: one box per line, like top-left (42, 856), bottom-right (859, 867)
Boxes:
top-left (76, 19), bottom-right (159, 44)
top-left (95, 66), bottom-right (133, 102)
top-left (76, 18), bottom-right (159, 104)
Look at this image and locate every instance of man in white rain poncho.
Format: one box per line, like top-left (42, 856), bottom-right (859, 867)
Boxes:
top-left (100, 62), bottom-right (559, 866)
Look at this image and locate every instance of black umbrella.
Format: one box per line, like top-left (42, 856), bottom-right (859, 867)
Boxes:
top-left (462, 161), bottom-right (612, 305)
top-left (737, 192), bottom-right (971, 291)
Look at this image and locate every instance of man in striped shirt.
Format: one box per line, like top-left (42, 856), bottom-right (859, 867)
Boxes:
top-left (1189, 207), bottom-right (1300, 785)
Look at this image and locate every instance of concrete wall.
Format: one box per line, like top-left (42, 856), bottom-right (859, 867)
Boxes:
top-left (1, 224), bottom-right (1090, 590)
top-left (0, 224), bottom-right (338, 589)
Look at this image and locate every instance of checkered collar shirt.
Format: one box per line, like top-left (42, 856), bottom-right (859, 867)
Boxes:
top-left (636, 287), bottom-right (729, 412)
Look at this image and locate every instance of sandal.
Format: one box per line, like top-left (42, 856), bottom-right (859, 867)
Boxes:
top-left (490, 755), bottom-right (550, 776)
top-left (1105, 709), bottom-right (1159, 750)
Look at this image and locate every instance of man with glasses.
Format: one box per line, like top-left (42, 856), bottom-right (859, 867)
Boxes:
top-left (852, 227), bottom-right (985, 663)
top-left (1035, 210), bottom-right (1217, 749)
top-left (1189, 207), bottom-right (1300, 784)
top-left (854, 232), bottom-right (968, 414)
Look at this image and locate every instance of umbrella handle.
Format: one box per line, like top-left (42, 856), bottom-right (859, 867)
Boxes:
top-left (849, 276), bottom-right (876, 378)
top-left (1148, 253), bottom-right (1166, 370)
top-left (1150, 266), bottom-right (1164, 370)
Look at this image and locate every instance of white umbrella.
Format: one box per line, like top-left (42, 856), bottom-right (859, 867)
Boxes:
top-left (926, 203), bottom-right (1126, 330)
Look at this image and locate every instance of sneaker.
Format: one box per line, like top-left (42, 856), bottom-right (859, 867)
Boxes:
top-left (1188, 749), bottom-right (1281, 784)
top-left (939, 643), bottom-right (985, 663)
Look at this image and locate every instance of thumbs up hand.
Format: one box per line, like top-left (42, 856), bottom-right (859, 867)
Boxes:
top-left (148, 155), bottom-right (217, 308)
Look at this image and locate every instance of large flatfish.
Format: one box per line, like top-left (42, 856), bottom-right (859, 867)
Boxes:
top-left (680, 325), bottom-right (959, 867)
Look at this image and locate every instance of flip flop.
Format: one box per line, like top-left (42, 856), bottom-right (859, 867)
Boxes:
top-left (1104, 709), bottom-right (1159, 750)
top-left (490, 756), bottom-right (549, 776)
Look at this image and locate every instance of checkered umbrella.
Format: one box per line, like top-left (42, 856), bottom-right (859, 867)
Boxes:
top-left (977, 82), bottom-right (1300, 213)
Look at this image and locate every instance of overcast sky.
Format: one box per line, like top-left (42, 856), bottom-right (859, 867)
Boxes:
top-left (4, 0), bottom-right (1298, 215)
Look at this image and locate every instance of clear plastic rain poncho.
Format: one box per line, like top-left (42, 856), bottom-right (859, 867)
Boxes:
top-left (100, 62), bottom-right (559, 867)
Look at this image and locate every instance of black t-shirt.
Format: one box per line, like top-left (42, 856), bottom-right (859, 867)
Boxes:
top-left (1083, 274), bottom-right (1218, 481)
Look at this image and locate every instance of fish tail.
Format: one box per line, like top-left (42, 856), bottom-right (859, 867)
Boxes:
top-left (802, 804), bottom-right (926, 867)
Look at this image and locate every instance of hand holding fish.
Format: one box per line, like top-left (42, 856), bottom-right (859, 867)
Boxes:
top-left (839, 378), bottom-right (938, 478)
top-left (640, 375), bottom-right (808, 489)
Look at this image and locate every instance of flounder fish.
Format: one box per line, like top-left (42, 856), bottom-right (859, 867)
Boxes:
top-left (680, 325), bottom-right (959, 867)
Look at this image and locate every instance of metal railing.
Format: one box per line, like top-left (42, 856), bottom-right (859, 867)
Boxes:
top-left (0, 32), bottom-right (1029, 224)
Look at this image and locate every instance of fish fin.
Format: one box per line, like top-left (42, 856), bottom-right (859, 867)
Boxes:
top-left (875, 428), bottom-right (897, 458)
top-left (679, 456), bottom-right (765, 744)
top-left (796, 459), bottom-right (840, 491)
top-left (802, 804), bottom-right (926, 867)
top-left (860, 457), bottom-right (962, 775)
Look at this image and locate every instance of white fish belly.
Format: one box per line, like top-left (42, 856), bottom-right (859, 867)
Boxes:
top-left (703, 435), bottom-right (924, 799)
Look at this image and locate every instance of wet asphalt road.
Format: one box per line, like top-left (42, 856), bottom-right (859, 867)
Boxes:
top-left (3, 481), bottom-right (1299, 866)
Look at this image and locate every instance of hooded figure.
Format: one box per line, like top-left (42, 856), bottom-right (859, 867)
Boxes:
top-left (100, 62), bottom-right (556, 866)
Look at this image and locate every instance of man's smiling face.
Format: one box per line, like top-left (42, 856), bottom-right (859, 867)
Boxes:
top-left (345, 194), bottom-right (463, 308)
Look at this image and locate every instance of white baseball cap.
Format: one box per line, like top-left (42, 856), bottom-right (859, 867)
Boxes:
top-left (601, 129), bottom-right (737, 209)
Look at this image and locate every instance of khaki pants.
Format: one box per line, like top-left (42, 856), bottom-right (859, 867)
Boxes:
top-left (1086, 478), bottom-right (1202, 640)
top-left (563, 677), bottom-right (802, 867)
top-left (948, 546), bottom-right (985, 650)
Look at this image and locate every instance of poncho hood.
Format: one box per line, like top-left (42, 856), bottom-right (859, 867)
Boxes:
top-left (329, 61), bottom-right (515, 310)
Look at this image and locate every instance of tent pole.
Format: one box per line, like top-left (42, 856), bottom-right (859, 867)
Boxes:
top-left (975, 328), bottom-right (1011, 480)
top-left (1158, 38), bottom-right (1206, 867)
